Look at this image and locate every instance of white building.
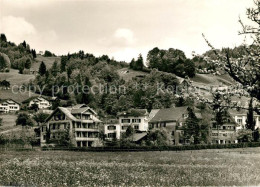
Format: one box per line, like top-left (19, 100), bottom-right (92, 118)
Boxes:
top-left (104, 109), bottom-right (149, 140)
top-left (229, 109), bottom-right (260, 130)
top-left (29, 97), bottom-right (52, 109)
top-left (0, 99), bottom-right (20, 113)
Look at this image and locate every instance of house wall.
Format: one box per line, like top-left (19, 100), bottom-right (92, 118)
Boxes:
top-left (118, 115), bottom-right (149, 132)
top-left (29, 99), bottom-right (51, 109)
top-left (104, 124), bottom-right (121, 139)
top-left (233, 114), bottom-right (260, 130)
top-left (0, 102), bottom-right (20, 113)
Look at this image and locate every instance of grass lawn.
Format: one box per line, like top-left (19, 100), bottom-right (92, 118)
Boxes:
top-left (0, 148), bottom-right (260, 186)
top-left (0, 114), bottom-right (17, 131)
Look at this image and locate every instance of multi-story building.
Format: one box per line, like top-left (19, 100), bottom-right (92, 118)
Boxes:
top-left (40, 104), bottom-right (102, 147)
top-left (0, 99), bottom-right (20, 113)
top-left (211, 118), bottom-right (238, 144)
top-left (104, 109), bottom-right (149, 140)
top-left (148, 106), bottom-right (190, 145)
top-left (28, 97), bottom-right (52, 109)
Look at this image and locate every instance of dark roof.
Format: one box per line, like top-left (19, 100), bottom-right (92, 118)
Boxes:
top-left (117, 109), bottom-right (148, 117)
top-left (149, 106), bottom-right (188, 123)
top-left (228, 109), bottom-right (259, 116)
top-left (0, 99), bottom-right (20, 105)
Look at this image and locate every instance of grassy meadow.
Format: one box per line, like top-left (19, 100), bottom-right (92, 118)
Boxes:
top-left (0, 148), bottom-right (260, 186)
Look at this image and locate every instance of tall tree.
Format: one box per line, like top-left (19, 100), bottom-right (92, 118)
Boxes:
top-left (0, 55), bottom-right (7, 70)
top-left (60, 56), bottom-right (67, 72)
top-left (135, 54), bottom-right (144, 71)
top-left (51, 60), bottom-right (59, 77)
top-left (39, 61), bottom-right (47, 76)
top-left (184, 107), bottom-right (200, 144)
top-left (0, 34), bottom-right (7, 42)
top-left (245, 98), bottom-right (258, 141)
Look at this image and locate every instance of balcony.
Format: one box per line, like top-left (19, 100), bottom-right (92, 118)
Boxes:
top-left (75, 137), bottom-right (98, 141)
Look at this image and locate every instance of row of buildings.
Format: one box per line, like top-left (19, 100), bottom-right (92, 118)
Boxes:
top-left (0, 96), bottom-right (53, 113)
top-left (1, 97), bottom-right (259, 147)
top-left (39, 104), bottom-right (260, 147)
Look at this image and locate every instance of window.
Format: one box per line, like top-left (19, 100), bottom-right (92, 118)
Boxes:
top-left (108, 125), bottom-right (116, 130)
top-left (121, 119), bottom-right (130, 123)
top-left (134, 125), bottom-right (139, 130)
top-left (222, 133), bottom-right (227, 137)
top-left (212, 133), bottom-right (218, 136)
top-left (160, 122), bottom-right (166, 127)
top-left (132, 119), bottom-right (141, 123)
top-left (108, 133), bottom-right (116, 138)
top-left (237, 119), bottom-right (242, 124)
top-left (43, 135), bottom-right (46, 140)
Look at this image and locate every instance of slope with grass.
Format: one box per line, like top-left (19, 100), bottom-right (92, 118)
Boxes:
top-left (0, 114), bottom-right (17, 131)
top-left (31, 55), bottom-right (61, 70)
top-left (117, 67), bottom-right (148, 82)
top-left (0, 69), bottom-right (38, 102)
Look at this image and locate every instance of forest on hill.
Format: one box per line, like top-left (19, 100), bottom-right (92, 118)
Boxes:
top-left (0, 33), bottom-right (252, 118)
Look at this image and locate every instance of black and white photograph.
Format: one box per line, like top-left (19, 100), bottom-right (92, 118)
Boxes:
top-left (0, 0), bottom-right (260, 186)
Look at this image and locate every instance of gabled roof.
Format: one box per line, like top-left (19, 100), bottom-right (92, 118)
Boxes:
top-left (117, 109), bottom-right (148, 117)
top-left (228, 109), bottom-right (259, 117)
top-left (22, 96), bottom-right (49, 104)
top-left (45, 105), bottom-right (101, 123)
top-left (72, 104), bottom-right (87, 109)
top-left (0, 99), bottom-right (20, 105)
top-left (71, 106), bottom-right (97, 115)
top-left (149, 106), bottom-right (188, 123)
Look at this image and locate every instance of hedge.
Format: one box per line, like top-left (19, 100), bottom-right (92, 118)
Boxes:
top-left (41, 142), bottom-right (260, 152)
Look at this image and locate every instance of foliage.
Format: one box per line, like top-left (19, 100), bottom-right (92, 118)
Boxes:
top-left (147, 47), bottom-right (196, 77)
top-left (183, 107), bottom-right (200, 144)
top-left (202, 0), bottom-right (260, 114)
top-left (38, 61), bottom-right (47, 76)
top-left (16, 113), bottom-right (34, 126)
top-left (0, 34), bottom-right (7, 42)
top-left (0, 37), bottom-right (34, 70)
top-left (44, 50), bottom-right (55, 57)
top-left (212, 92), bottom-right (230, 126)
top-left (146, 128), bottom-right (172, 146)
top-left (33, 113), bottom-right (49, 125)
top-left (0, 80), bottom-right (10, 88)
top-left (130, 54), bottom-right (144, 71)
top-left (237, 129), bottom-right (253, 142)
top-left (0, 55), bottom-right (7, 71)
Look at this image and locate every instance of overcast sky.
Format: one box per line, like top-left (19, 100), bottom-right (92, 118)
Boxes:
top-left (0, 0), bottom-right (254, 62)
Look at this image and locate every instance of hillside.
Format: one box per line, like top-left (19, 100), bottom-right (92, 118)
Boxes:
top-left (117, 68), bottom-right (149, 82)
top-left (32, 55), bottom-right (61, 70)
top-left (0, 69), bottom-right (39, 103)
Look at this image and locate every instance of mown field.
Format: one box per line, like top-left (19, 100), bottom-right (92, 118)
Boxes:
top-left (0, 148), bottom-right (260, 186)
